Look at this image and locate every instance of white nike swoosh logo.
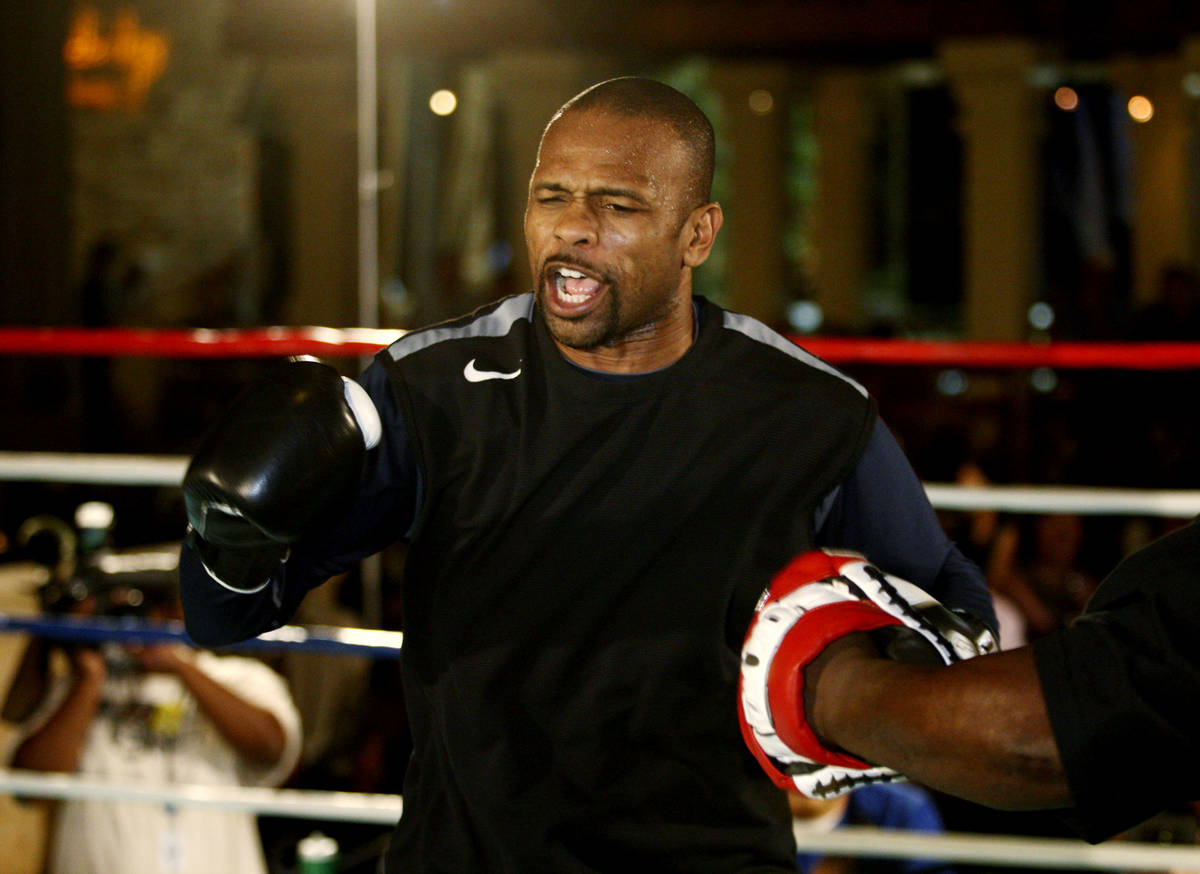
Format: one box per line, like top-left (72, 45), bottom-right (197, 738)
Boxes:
top-left (464, 358), bottom-right (522, 382)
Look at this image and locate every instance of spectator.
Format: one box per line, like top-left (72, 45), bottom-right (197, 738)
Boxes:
top-left (995, 514), bottom-right (1096, 639)
top-left (6, 580), bottom-right (301, 874)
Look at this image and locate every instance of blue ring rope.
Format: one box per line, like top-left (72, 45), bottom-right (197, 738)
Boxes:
top-left (0, 612), bottom-right (403, 659)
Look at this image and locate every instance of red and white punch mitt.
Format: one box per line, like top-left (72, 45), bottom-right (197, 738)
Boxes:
top-left (738, 549), bottom-right (998, 798)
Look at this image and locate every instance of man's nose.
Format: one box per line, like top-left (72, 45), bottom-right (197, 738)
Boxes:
top-left (553, 199), bottom-right (598, 246)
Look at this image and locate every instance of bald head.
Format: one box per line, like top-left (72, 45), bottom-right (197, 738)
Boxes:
top-left (546, 77), bottom-right (716, 210)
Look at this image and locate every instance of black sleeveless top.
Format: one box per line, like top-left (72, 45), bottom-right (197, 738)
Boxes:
top-left (376, 294), bottom-right (875, 873)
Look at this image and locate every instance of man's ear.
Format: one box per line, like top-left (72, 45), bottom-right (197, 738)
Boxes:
top-left (682, 202), bottom-right (724, 268)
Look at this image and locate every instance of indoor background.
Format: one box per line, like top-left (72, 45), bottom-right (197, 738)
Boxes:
top-left (2, 2), bottom-right (1199, 870)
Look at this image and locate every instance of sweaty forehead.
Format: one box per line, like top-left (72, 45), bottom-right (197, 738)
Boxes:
top-left (533, 110), bottom-right (687, 194)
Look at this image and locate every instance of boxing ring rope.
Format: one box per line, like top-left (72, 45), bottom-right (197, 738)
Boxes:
top-left (3, 325), bottom-right (1198, 513)
top-left (2, 768), bottom-right (1200, 872)
top-left (0, 613), bottom-right (404, 659)
top-left (3, 325), bottom-right (1200, 368)
top-left (0, 769), bottom-right (404, 824)
top-left (3, 327), bottom-right (1200, 868)
top-left (0, 451), bottom-right (187, 487)
top-left (4, 452), bottom-right (1200, 518)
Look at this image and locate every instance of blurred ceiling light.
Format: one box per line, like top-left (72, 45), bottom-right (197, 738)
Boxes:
top-left (1053, 86), bottom-right (1079, 111)
top-left (429, 89), bottom-right (458, 116)
top-left (785, 300), bottom-right (823, 333)
top-left (748, 89), bottom-right (775, 115)
top-left (1027, 301), bottom-right (1055, 332)
top-left (935, 369), bottom-right (968, 397)
top-left (1184, 72), bottom-right (1200, 99)
top-left (1030, 367), bottom-right (1058, 394)
top-left (1127, 95), bottom-right (1154, 123)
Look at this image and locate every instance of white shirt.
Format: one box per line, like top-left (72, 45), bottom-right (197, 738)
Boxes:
top-left (18, 649), bottom-right (301, 874)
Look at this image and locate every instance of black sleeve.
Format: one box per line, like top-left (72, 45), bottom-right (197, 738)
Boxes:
top-left (1033, 519), bottom-right (1200, 842)
top-left (180, 358), bottom-right (420, 647)
top-left (815, 418), bottom-right (997, 632)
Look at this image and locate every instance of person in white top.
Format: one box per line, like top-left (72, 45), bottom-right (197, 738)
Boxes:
top-left (8, 592), bottom-right (301, 874)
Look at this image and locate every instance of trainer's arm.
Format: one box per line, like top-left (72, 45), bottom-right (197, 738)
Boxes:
top-left (817, 418), bottom-right (996, 630)
top-left (809, 518), bottom-right (1200, 829)
top-left (180, 360), bottom-right (419, 646)
top-left (805, 634), bottom-right (1067, 810)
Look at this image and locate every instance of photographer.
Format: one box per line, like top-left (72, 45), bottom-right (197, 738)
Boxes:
top-left (5, 546), bottom-right (301, 874)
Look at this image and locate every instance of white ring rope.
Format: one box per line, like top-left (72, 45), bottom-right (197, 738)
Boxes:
top-left (0, 768), bottom-right (402, 824)
top-left (0, 451), bottom-right (187, 486)
top-left (922, 483), bottom-right (1200, 517)
top-left (789, 825), bottom-right (1200, 871)
top-left (2, 451), bottom-right (1199, 518)
top-left (3, 770), bottom-right (1200, 871)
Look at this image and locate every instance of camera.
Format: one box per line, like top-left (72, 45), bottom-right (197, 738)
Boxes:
top-left (20, 502), bottom-right (180, 619)
top-left (38, 545), bottom-right (180, 618)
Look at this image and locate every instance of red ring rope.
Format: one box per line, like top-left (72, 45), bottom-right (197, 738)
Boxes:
top-left (0, 327), bottom-right (1199, 369)
top-left (0, 327), bottom-right (400, 359)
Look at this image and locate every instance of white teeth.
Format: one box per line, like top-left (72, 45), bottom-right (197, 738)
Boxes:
top-left (553, 266), bottom-right (596, 304)
top-left (554, 274), bottom-right (587, 303)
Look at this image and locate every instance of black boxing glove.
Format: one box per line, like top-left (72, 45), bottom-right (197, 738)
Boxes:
top-left (183, 359), bottom-right (381, 593)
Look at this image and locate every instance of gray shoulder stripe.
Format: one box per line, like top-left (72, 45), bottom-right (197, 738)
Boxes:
top-left (386, 294), bottom-right (535, 361)
top-left (721, 311), bottom-right (867, 398)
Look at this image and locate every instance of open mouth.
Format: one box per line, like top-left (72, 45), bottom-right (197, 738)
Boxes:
top-left (552, 266), bottom-right (603, 303)
top-left (545, 263), bottom-right (606, 313)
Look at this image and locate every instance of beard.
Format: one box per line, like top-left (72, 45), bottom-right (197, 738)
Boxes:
top-left (536, 283), bottom-right (623, 350)
top-left (534, 254), bottom-right (684, 353)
